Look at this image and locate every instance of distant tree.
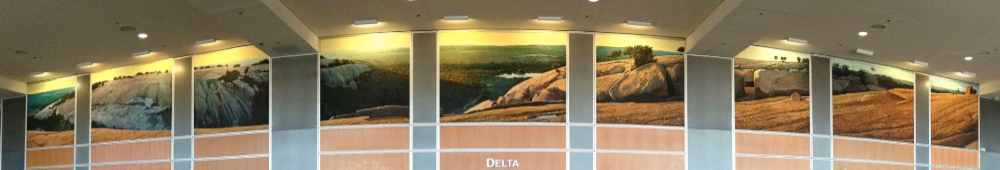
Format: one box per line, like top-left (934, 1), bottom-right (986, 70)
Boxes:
top-left (802, 58), bottom-right (810, 64)
top-left (797, 57), bottom-right (802, 63)
top-left (781, 56), bottom-right (787, 62)
top-left (217, 70), bottom-right (241, 82)
top-left (676, 46), bottom-right (685, 53)
top-left (606, 50), bottom-right (623, 59)
top-left (233, 64), bottom-right (241, 67)
top-left (624, 45), bottom-right (654, 68)
top-left (774, 56), bottom-right (778, 61)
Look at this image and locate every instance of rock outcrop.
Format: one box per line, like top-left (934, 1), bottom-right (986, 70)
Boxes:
top-left (320, 64), bottom-right (370, 89)
top-left (832, 76), bottom-right (867, 94)
top-left (355, 105), bottom-right (409, 118)
top-left (194, 65), bottom-right (269, 128)
top-left (596, 56), bottom-right (684, 103)
top-left (495, 68), bottom-right (567, 106)
top-left (754, 70), bottom-right (809, 96)
top-left (91, 72), bottom-right (172, 130)
top-left (608, 63), bottom-right (670, 102)
top-left (34, 96), bottom-right (76, 123)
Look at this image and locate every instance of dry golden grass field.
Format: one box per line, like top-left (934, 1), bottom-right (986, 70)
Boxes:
top-left (597, 101), bottom-right (684, 126)
top-left (833, 88), bottom-right (915, 142)
top-left (931, 93), bottom-right (979, 149)
top-left (441, 104), bottom-right (566, 122)
top-left (736, 96), bottom-right (810, 133)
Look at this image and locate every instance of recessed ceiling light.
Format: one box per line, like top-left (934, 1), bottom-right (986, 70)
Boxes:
top-left (537, 16), bottom-right (562, 22)
top-left (444, 15), bottom-right (470, 21)
top-left (855, 48), bottom-right (874, 56)
top-left (138, 33), bottom-right (148, 39)
top-left (15, 50), bottom-right (28, 54)
top-left (626, 20), bottom-right (652, 26)
top-left (858, 31), bottom-right (868, 36)
top-left (353, 19), bottom-right (379, 26)
top-left (29, 71), bottom-right (47, 77)
top-left (119, 26), bottom-right (136, 32)
top-left (870, 24), bottom-right (886, 30)
top-left (195, 38), bottom-right (217, 45)
top-left (589, 0), bottom-right (598, 2)
top-left (965, 56), bottom-right (973, 61)
top-left (960, 71), bottom-right (976, 77)
top-left (132, 50), bottom-right (151, 57)
top-left (77, 62), bottom-right (95, 67)
top-left (785, 37), bottom-right (808, 44)
top-left (911, 60), bottom-right (928, 67)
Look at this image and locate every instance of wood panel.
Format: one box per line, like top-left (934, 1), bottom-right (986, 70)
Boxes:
top-left (441, 126), bottom-right (565, 149)
top-left (194, 133), bottom-right (269, 158)
top-left (833, 138), bottom-right (914, 163)
top-left (596, 153), bottom-right (684, 170)
top-left (91, 140), bottom-right (171, 163)
top-left (440, 152), bottom-right (565, 170)
top-left (735, 132), bottom-right (810, 156)
top-left (932, 148), bottom-right (979, 169)
top-left (321, 127), bottom-right (409, 151)
top-left (92, 162), bottom-right (171, 170)
top-left (32, 168), bottom-right (72, 170)
top-left (596, 127), bottom-right (684, 151)
top-left (26, 148), bottom-right (74, 167)
top-left (833, 161), bottom-right (913, 170)
top-left (735, 157), bottom-right (810, 170)
top-left (321, 153), bottom-right (409, 170)
top-left (194, 157), bottom-right (269, 170)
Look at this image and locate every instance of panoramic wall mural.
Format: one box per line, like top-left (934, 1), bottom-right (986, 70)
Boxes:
top-left (320, 33), bottom-right (411, 126)
top-left (734, 46), bottom-right (810, 133)
top-left (594, 33), bottom-right (685, 126)
top-left (930, 75), bottom-right (979, 149)
top-left (193, 47), bottom-right (270, 135)
top-left (91, 59), bottom-right (173, 143)
top-left (832, 58), bottom-right (915, 142)
top-left (438, 31), bottom-right (567, 122)
top-left (26, 77), bottom-right (76, 148)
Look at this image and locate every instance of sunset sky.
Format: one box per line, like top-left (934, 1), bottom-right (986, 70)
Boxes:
top-left (91, 59), bottom-right (173, 84)
top-left (193, 46), bottom-right (269, 67)
top-left (28, 76), bottom-right (76, 94)
top-left (595, 33), bottom-right (683, 51)
top-left (321, 32), bottom-right (411, 52)
top-left (439, 31), bottom-right (566, 46)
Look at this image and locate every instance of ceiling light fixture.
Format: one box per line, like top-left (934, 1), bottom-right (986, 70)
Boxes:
top-left (960, 71), bottom-right (976, 77)
top-left (626, 20), bottom-right (652, 26)
top-left (195, 38), bottom-right (217, 45)
top-left (855, 48), bottom-right (874, 56)
top-left (537, 16), bottom-right (563, 22)
top-left (138, 33), bottom-right (148, 39)
top-left (785, 37), bottom-right (808, 44)
top-left (444, 15), bottom-right (470, 21)
top-left (965, 56), bottom-right (974, 61)
top-left (77, 62), bottom-right (95, 67)
top-left (911, 60), bottom-right (928, 67)
top-left (132, 50), bottom-right (151, 57)
top-left (589, 0), bottom-right (598, 2)
top-left (858, 31), bottom-right (868, 36)
top-left (29, 71), bottom-right (47, 77)
top-left (353, 19), bottom-right (379, 26)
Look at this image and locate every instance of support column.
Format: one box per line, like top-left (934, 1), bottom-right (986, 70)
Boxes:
top-left (567, 32), bottom-right (595, 170)
top-left (411, 32), bottom-right (438, 170)
top-left (271, 54), bottom-right (319, 170)
top-left (76, 75), bottom-right (92, 170)
top-left (981, 98), bottom-right (1000, 169)
top-left (810, 56), bottom-right (832, 170)
top-left (914, 74), bottom-right (931, 170)
top-left (173, 57), bottom-right (194, 170)
top-left (2, 96), bottom-right (26, 170)
top-left (685, 54), bottom-right (734, 170)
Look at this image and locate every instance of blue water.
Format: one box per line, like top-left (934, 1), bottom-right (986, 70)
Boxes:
top-left (27, 87), bottom-right (74, 116)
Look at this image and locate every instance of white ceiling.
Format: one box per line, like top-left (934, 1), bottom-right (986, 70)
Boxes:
top-left (3, 0), bottom-right (999, 90)
top-left (0, 0), bottom-right (251, 82)
top-left (753, 0), bottom-right (1000, 84)
top-left (279, 0), bottom-right (722, 38)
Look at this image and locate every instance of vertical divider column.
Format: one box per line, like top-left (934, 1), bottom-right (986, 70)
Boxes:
top-left (173, 57), bottom-right (194, 170)
top-left (685, 54), bottom-right (734, 170)
top-left (981, 98), bottom-right (1000, 169)
top-left (914, 73), bottom-right (931, 170)
top-left (411, 31), bottom-right (439, 170)
top-left (567, 32), bottom-right (595, 170)
top-left (2, 96), bottom-right (26, 170)
top-left (76, 75), bottom-right (92, 170)
top-left (271, 54), bottom-right (320, 170)
top-left (809, 56), bottom-right (832, 170)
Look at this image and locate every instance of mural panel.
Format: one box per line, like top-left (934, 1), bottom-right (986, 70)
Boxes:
top-left (831, 58), bottom-right (914, 142)
top-left (734, 46), bottom-right (810, 133)
top-left (91, 59), bottom-right (173, 143)
top-left (320, 33), bottom-right (411, 126)
top-left (594, 33), bottom-right (685, 126)
top-left (193, 46), bottom-right (270, 135)
top-left (930, 75), bottom-right (979, 149)
top-left (27, 77), bottom-right (77, 148)
top-left (438, 31), bottom-right (567, 122)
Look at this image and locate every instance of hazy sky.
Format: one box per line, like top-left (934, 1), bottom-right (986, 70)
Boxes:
top-left (439, 31), bottom-right (567, 46)
top-left (193, 46), bottom-right (269, 67)
top-left (932, 75), bottom-right (979, 92)
top-left (735, 46), bottom-right (810, 62)
top-left (28, 76), bottom-right (76, 94)
top-left (595, 33), bottom-right (683, 51)
top-left (321, 32), bottom-right (411, 52)
top-left (91, 59), bottom-right (173, 83)
top-left (832, 58), bottom-right (914, 82)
